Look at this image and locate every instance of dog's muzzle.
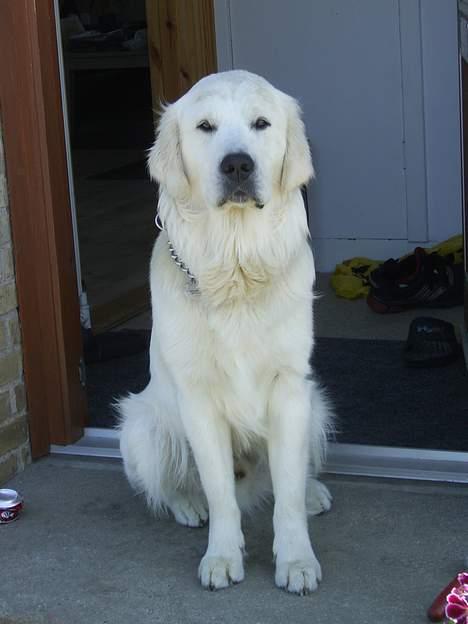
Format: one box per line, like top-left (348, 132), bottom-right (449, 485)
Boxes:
top-left (218, 152), bottom-right (263, 208)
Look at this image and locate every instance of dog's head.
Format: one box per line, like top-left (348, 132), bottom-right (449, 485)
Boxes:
top-left (148, 70), bottom-right (314, 210)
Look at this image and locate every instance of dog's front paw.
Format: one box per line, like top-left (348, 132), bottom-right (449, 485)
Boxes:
top-left (275, 554), bottom-right (322, 595)
top-left (198, 552), bottom-right (244, 590)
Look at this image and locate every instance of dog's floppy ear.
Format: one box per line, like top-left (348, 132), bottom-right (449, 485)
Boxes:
top-left (148, 104), bottom-right (190, 200)
top-left (281, 97), bottom-right (314, 193)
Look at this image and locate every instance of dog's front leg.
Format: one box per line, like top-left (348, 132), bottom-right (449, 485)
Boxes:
top-left (268, 375), bottom-right (322, 595)
top-left (179, 393), bottom-right (244, 590)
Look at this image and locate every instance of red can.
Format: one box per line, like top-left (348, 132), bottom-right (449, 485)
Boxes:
top-left (0, 488), bottom-right (23, 524)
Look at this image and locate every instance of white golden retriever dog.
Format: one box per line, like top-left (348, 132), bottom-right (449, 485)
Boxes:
top-left (118, 70), bottom-right (332, 595)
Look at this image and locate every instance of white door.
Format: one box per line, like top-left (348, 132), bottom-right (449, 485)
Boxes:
top-left (215, 0), bottom-right (462, 271)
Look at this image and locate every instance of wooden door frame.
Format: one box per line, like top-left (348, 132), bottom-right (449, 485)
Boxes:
top-left (0, 0), bottom-right (86, 457)
top-left (146, 0), bottom-right (217, 104)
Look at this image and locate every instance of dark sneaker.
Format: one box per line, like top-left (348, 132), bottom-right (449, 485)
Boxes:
top-left (367, 247), bottom-right (464, 313)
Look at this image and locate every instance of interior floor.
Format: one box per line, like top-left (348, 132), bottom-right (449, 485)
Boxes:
top-left (314, 272), bottom-right (464, 341)
top-left (3, 456), bottom-right (467, 624)
top-left (73, 148), bottom-right (157, 326)
top-left (115, 272), bottom-right (464, 339)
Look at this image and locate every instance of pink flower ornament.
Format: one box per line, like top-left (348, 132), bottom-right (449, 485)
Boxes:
top-left (446, 574), bottom-right (468, 624)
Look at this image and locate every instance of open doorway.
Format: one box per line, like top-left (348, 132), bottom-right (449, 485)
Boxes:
top-left (57, 0), bottom-right (157, 428)
top-left (54, 1), bottom-right (467, 460)
top-left (55, 0), bottom-right (217, 429)
top-left (58, 0), bottom-right (156, 332)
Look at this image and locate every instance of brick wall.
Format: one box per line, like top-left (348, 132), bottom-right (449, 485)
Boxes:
top-left (0, 121), bottom-right (31, 485)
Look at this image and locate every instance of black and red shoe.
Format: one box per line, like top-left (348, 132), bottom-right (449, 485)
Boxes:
top-left (367, 247), bottom-right (464, 314)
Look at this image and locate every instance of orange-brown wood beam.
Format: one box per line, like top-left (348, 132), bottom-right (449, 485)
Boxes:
top-left (146, 0), bottom-right (217, 107)
top-left (0, 0), bottom-right (87, 456)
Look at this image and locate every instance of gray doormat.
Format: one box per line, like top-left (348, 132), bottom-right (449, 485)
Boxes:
top-left (85, 333), bottom-right (468, 451)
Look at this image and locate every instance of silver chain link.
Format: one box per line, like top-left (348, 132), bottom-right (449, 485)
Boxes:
top-left (155, 212), bottom-right (200, 295)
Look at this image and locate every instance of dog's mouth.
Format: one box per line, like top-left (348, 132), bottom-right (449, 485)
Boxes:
top-left (229, 189), bottom-right (252, 205)
top-left (218, 188), bottom-right (264, 209)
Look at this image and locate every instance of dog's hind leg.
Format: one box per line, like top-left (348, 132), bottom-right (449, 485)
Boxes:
top-left (306, 478), bottom-right (332, 516)
top-left (233, 447), bottom-right (273, 513)
top-left (166, 490), bottom-right (208, 528)
top-left (117, 390), bottom-right (207, 526)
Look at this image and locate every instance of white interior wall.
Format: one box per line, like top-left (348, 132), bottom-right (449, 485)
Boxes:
top-left (421, 0), bottom-right (462, 242)
top-left (214, 0), bottom-right (462, 271)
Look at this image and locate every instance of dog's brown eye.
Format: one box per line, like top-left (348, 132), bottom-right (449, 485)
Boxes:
top-left (253, 117), bottom-right (270, 130)
top-left (197, 120), bottom-right (216, 132)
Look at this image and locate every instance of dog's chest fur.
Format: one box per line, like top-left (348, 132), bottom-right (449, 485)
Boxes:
top-left (210, 301), bottom-right (280, 421)
top-left (151, 202), bottom-right (314, 443)
top-left (160, 264), bottom-right (312, 444)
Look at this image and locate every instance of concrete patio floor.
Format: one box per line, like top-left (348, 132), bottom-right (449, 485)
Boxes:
top-left (1, 456), bottom-right (467, 624)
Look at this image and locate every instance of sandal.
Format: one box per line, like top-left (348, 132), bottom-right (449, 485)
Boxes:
top-left (403, 317), bottom-right (460, 368)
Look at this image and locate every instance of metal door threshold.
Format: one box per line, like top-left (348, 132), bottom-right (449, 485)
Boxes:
top-left (325, 443), bottom-right (468, 483)
top-left (50, 428), bottom-right (468, 483)
top-left (51, 428), bottom-right (120, 459)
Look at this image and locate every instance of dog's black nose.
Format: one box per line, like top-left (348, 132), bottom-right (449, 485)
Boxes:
top-left (220, 152), bottom-right (254, 182)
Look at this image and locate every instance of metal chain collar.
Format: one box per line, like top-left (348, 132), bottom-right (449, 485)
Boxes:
top-left (155, 213), bottom-right (200, 296)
